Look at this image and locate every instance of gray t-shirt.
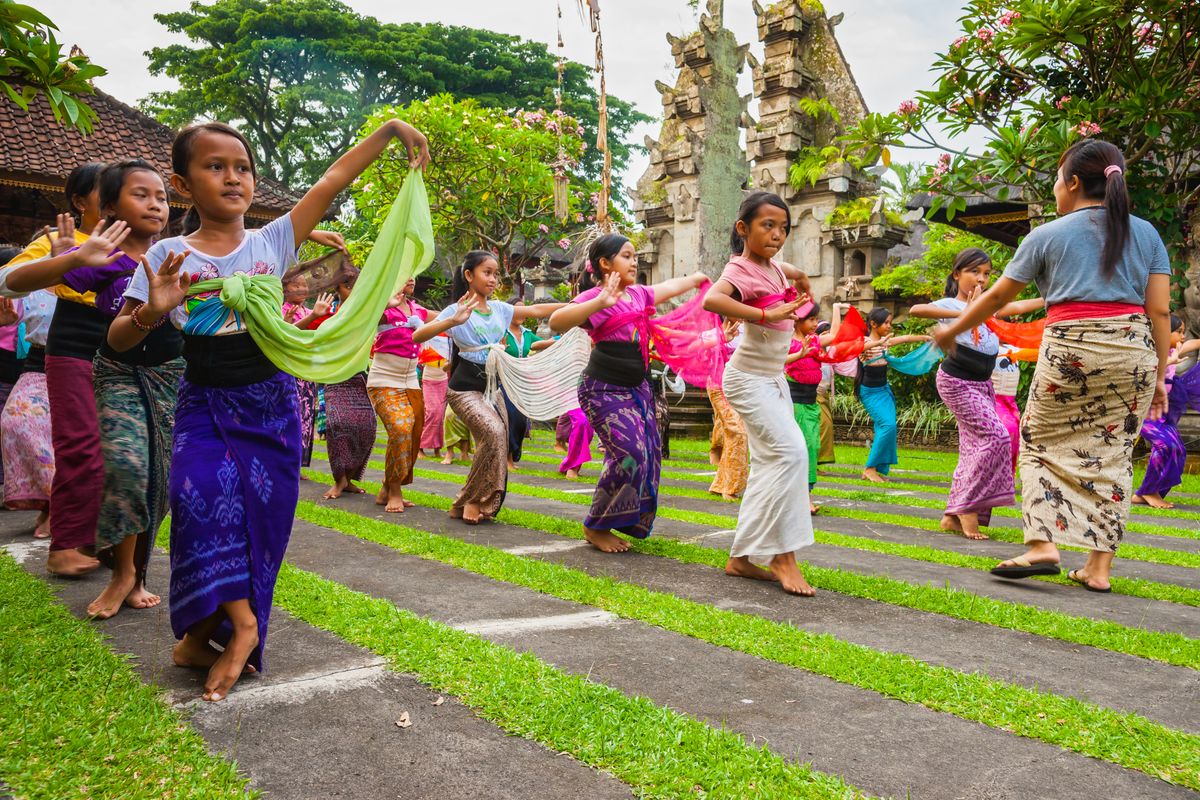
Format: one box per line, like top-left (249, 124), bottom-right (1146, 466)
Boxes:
top-left (932, 296), bottom-right (999, 355)
top-left (1002, 208), bottom-right (1169, 305)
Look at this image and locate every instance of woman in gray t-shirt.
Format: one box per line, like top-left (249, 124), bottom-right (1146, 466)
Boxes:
top-left (933, 139), bottom-right (1171, 594)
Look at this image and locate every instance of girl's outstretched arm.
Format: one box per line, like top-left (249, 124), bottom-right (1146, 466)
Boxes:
top-left (649, 272), bottom-right (707, 304)
top-left (887, 334), bottom-right (933, 346)
top-left (907, 303), bottom-right (960, 320)
top-left (6, 218), bottom-right (132, 294)
top-left (288, 119), bottom-right (430, 248)
top-left (413, 294), bottom-right (478, 344)
top-left (995, 297), bottom-right (1046, 318)
top-left (550, 272), bottom-right (620, 332)
top-left (108, 252), bottom-right (191, 352)
top-left (513, 302), bottom-right (566, 324)
top-left (933, 277), bottom-right (1026, 354)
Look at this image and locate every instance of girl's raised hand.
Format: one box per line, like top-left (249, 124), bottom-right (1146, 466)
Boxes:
top-left (48, 213), bottom-right (76, 257)
top-left (143, 251), bottom-right (192, 316)
top-left (308, 229), bottom-right (347, 253)
top-left (450, 293), bottom-right (479, 323)
top-left (0, 298), bottom-right (17, 326)
top-left (393, 120), bottom-right (431, 170)
top-left (764, 296), bottom-right (805, 323)
top-left (596, 271), bottom-right (622, 308)
top-left (312, 292), bottom-right (335, 316)
top-left (74, 220), bottom-right (132, 267)
top-left (689, 271), bottom-right (708, 289)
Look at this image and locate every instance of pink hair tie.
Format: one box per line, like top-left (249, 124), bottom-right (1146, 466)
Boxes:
top-left (1104, 165), bottom-right (1123, 178)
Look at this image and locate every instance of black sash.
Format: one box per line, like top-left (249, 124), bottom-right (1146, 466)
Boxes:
top-left (183, 333), bottom-right (279, 387)
top-left (940, 343), bottom-right (997, 382)
top-left (583, 341), bottom-right (647, 388)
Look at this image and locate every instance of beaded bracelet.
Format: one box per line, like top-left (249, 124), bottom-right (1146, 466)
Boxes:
top-left (130, 302), bottom-right (166, 332)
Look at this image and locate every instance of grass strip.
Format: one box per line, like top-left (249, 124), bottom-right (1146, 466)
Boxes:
top-left (375, 458), bottom-right (1200, 608)
top-left (303, 468), bottom-right (1200, 670)
top-left (292, 500), bottom-right (1200, 790)
top-left (0, 552), bottom-right (254, 800)
top-left (495, 450), bottom-right (1200, 568)
top-left (273, 561), bottom-right (871, 799)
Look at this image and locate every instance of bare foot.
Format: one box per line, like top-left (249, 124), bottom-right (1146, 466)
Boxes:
top-left (462, 501), bottom-right (482, 525)
top-left (724, 556), bottom-right (778, 582)
top-left (1137, 493), bottom-right (1174, 509)
top-left (33, 511), bottom-right (50, 539)
top-left (861, 468), bottom-right (888, 483)
top-left (810, 503), bottom-right (821, 515)
top-left (769, 553), bottom-right (816, 596)
top-left (440, 454), bottom-right (453, 465)
top-left (322, 483), bottom-right (343, 500)
top-left (939, 514), bottom-right (962, 532)
top-left (375, 490), bottom-right (387, 506)
top-left (585, 528), bottom-right (630, 553)
top-left (203, 625), bottom-right (259, 702)
top-left (344, 482), bottom-right (366, 495)
top-left (47, 548), bottom-right (99, 577)
top-left (124, 583), bottom-right (161, 610)
top-left (565, 468), bottom-right (580, 479)
top-left (1067, 568), bottom-right (1111, 592)
top-left (552, 443), bottom-right (567, 454)
top-left (721, 492), bottom-right (738, 502)
top-left (384, 491), bottom-right (407, 513)
top-left (709, 449), bottom-right (721, 466)
top-left (87, 571), bottom-right (137, 619)
top-left (174, 636), bottom-right (222, 669)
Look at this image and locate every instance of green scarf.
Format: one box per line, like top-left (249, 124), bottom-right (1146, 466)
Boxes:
top-left (185, 170), bottom-right (434, 384)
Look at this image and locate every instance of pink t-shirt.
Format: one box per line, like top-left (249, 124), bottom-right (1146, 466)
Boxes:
top-left (572, 284), bottom-right (656, 342)
top-left (374, 302), bottom-right (428, 359)
top-left (718, 256), bottom-right (793, 332)
top-left (785, 336), bottom-right (823, 384)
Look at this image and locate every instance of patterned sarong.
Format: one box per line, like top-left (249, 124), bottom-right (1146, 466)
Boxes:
top-left (1136, 418), bottom-right (1184, 498)
top-left (936, 370), bottom-right (1015, 526)
top-left (420, 376), bottom-right (447, 449)
top-left (296, 379), bottom-right (318, 467)
top-left (1, 372), bottom-right (53, 510)
top-left (169, 372), bottom-right (300, 672)
top-left (578, 376), bottom-right (660, 538)
top-left (323, 373), bottom-right (374, 482)
top-left (369, 386), bottom-right (424, 488)
top-left (707, 386), bottom-right (747, 496)
top-left (93, 356), bottom-right (184, 583)
top-left (446, 389), bottom-right (507, 517)
top-left (1020, 314), bottom-right (1156, 552)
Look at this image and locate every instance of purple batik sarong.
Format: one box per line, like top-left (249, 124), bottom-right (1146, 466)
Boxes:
top-left (168, 371), bottom-right (301, 672)
top-left (1137, 418), bottom-right (1185, 498)
top-left (577, 376), bottom-right (660, 537)
top-left (296, 378), bottom-right (318, 468)
top-left (936, 370), bottom-right (1015, 526)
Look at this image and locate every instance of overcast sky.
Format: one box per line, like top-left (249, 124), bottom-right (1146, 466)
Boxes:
top-left (40, 1), bottom-right (975, 188)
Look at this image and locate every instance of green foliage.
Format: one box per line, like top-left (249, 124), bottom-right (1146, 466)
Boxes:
top-left (0, 1), bottom-right (105, 132)
top-left (825, 195), bottom-right (908, 229)
top-left (794, 0), bottom-right (1200, 289)
top-left (351, 96), bottom-right (586, 284)
top-left (549, 281), bottom-right (574, 303)
top-left (873, 222), bottom-right (1014, 300)
top-left (142, 0), bottom-right (648, 186)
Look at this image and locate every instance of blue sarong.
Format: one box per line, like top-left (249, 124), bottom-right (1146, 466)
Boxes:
top-left (859, 383), bottom-right (898, 474)
top-left (168, 371), bottom-right (301, 672)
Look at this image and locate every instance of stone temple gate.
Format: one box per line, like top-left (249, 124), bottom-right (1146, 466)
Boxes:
top-left (632, 0), bottom-right (912, 313)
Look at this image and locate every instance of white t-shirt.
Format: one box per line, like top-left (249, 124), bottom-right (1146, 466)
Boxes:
top-left (932, 296), bottom-right (999, 355)
top-left (434, 301), bottom-right (515, 364)
top-left (126, 214), bottom-right (297, 336)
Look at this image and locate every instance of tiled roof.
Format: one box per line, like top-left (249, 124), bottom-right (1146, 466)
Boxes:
top-left (0, 87), bottom-right (301, 218)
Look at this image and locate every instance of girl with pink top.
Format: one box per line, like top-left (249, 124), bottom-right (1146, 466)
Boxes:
top-left (549, 234), bottom-right (706, 553)
top-left (702, 192), bottom-right (814, 596)
top-left (367, 277), bottom-right (428, 512)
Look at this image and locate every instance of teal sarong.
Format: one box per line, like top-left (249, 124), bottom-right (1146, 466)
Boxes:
top-left (859, 383), bottom-right (898, 475)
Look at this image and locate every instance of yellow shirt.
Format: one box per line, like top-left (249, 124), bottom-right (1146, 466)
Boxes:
top-left (1, 230), bottom-right (96, 305)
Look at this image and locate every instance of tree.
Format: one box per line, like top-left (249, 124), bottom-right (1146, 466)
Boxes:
top-left (872, 223), bottom-right (1013, 300)
top-left (349, 95), bottom-right (587, 294)
top-left (1, 1), bottom-right (105, 131)
top-left (792, 0), bottom-right (1200, 294)
top-left (142, 0), bottom-right (648, 186)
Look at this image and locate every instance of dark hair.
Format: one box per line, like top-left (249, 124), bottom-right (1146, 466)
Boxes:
top-left (578, 233), bottom-right (630, 292)
top-left (866, 307), bottom-right (892, 330)
top-left (0, 246), bottom-right (19, 266)
top-left (172, 122), bottom-right (258, 235)
top-left (729, 191), bottom-right (791, 254)
top-left (1058, 139), bottom-right (1129, 280)
top-left (63, 162), bottom-right (105, 223)
top-left (815, 320), bottom-right (831, 335)
top-left (1171, 314), bottom-right (1183, 332)
top-left (452, 250), bottom-right (496, 300)
top-left (945, 247), bottom-right (992, 297)
top-left (98, 159), bottom-right (164, 221)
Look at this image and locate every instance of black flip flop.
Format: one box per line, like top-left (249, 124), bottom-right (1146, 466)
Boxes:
top-left (1068, 569), bottom-right (1113, 593)
top-left (990, 561), bottom-right (1061, 579)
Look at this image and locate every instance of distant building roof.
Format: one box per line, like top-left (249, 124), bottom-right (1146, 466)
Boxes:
top-left (907, 189), bottom-right (1038, 247)
top-left (0, 87), bottom-right (301, 221)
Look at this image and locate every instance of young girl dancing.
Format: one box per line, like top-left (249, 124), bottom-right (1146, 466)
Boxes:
top-left (283, 288), bottom-right (334, 470)
top-left (707, 318), bottom-right (748, 500)
top-left (702, 192), bottom-right (814, 595)
top-left (367, 278), bottom-right (427, 512)
top-left (855, 308), bottom-right (929, 483)
top-left (549, 234), bottom-right (705, 552)
top-left (414, 252), bottom-right (561, 524)
top-left (936, 139), bottom-right (1170, 593)
top-left (909, 248), bottom-right (1041, 540)
top-left (418, 333), bottom-right (450, 458)
top-left (784, 302), bottom-right (843, 513)
top-left (112, 118), bottom-right (429, 701)
top-left (1133, 315), bottom-right (1191, 508)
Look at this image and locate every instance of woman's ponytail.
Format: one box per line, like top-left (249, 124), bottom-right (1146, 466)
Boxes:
top-left (1058, 139), bottom-right (1130, 280)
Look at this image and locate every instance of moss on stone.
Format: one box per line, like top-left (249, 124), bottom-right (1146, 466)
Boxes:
top-left (825, 195), bottom-right (907, 229)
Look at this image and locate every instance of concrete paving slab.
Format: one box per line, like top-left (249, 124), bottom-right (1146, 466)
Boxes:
top-left (0, 521), bottom-right (631, 800)
top-left (310, 489), bottom-right (1200, 736)
top-left (281, 516), bottom-right (1198, 800)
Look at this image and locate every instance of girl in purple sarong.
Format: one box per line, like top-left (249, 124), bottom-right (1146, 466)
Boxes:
top-left (109, 118), bottom-right (430, 703)
top-left (910, 248), bottom-right (1043, 540)
top-left (548, 234), bottom-right (706, 553)
top-left (1133, 315), bottom-right (1191, 508)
